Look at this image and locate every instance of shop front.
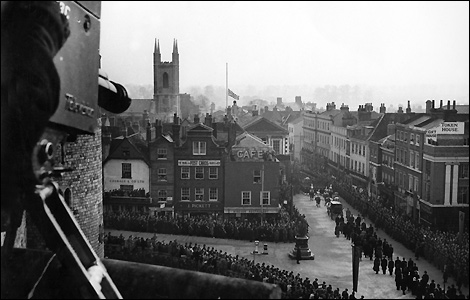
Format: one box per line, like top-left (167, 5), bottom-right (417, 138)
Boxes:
top-left (175, 201), bottom-right (223, 220)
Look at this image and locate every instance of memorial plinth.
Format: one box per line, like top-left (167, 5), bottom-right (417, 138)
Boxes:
top-left (288, 235), bottom-right (315, 260)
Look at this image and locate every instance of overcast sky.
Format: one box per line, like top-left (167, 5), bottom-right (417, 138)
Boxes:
top-left (100, 1), bottom-right (469, 98)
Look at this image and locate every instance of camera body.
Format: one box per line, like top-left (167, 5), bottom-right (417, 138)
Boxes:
top-left (49, 1), bottom-right (101, 134)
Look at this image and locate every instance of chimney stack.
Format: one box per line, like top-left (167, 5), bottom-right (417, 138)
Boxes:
top-left (406, 100), bottom-right (411, 114)
top-left (194, 113), bottom-right (200, 124)
top-left (432, 100), bottom-right (435, 109)
top-left (425, 100), bottom-right (432, 114)
top-left (447, 100), bottom-right (451, 110)
top-left (146, 121), bottom-right (152, 142)
top-left (440, 100), bottom-right (443, 108)
top-left (379, 103), bottom-right (386, 114)
top-left (453, 100), bottom-right (456, 110)
top-left (204, 113), bottom-right (212, 127)
top-left (211, 118), bottom-right (217, 138)
top-left (172, 114), bottom-right (180, 146)
top-left (155, 119), bottom-right (162, 137)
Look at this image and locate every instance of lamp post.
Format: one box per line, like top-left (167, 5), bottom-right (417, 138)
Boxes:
top-left (261, 163), bottom-right (264, 224)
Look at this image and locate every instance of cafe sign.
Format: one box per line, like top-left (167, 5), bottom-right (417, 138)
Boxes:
top-left (231, 147), bottom-right (271, 161)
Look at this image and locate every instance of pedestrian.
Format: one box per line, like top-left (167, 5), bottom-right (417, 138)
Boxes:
top-left (381, 257), bottom-right (388, 274)
top-left (401, 277), bottom-right (407, 295)
top-left (296, 246), bottom-right (301, 264)
top-left (395, 268), bottom-right (402, 290)
top-left (388, 258), bottom-right (395, 276)
top-left (373, 257), bottom-right (380, 274)
top-left (341, 288), bottom-right (349, 299)
top-left (395, 256), bottom-right (401, 274)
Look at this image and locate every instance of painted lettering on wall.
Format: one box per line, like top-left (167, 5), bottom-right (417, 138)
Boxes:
top-left (109, 179), bottom-right (145, 184)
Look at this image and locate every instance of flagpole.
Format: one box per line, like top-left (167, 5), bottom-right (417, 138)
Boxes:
top-left (226, 62), bottom-right (228, 112)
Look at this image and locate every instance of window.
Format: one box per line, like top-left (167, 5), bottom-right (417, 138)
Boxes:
top-left (261, 191), bottom-right (270, 206)
top-left (241, 191), bottom-right (251, 205)
top-left (181, 187), bottom-right (190, 201)
top-left (209, 167), bottom-right (218, 179)
top-left (459, 163), bottom-right (469, 178)
top-left (157, 148), bottom-right (167, 159)
top-left (362, 145), bottom-right (365, 156)
top-left (195, 167), bottom-right (204, 179)
top-left (457, 186), bottom-right (468, 204)
top-left (120, 185), bottom-right (133, 192)
top-left (415, 152), bottom-right (420, 169)
top-left (416, 135), bottom-right (420, 146)
top-left (193, 141), bottom-right (206, 155)
top-left (181, 167), bottom-right (190, 179)
top-left (163, 72), bottom-right (169, 88)
top-left (158, 168), bottom-right (167, 181)
top-left (410, 134), bottom-right (414, 144)
top-left (414, 176), bottom-right (419, 192)
top-left (410, 151), bottom-right (415, 168)
top-left (409, 175), bottom-right (414, 192)
top-left (122, 163), bottom-right (131, 178)
top-left (195, 188), bottom-right (204, 201)
top-left (404, 150), bottom-right (408, 165)
top-left (209, 188), bottom-right (218, 201)
top-left (158, 190), bottom-right (167, 202)
top-left (272, 139), bottom-right (281, 154)
top-left (253, 170), bottom-right (262, 184)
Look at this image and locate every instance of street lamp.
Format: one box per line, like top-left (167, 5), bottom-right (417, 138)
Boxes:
top-left (375, 182), bottom-right (384, 200)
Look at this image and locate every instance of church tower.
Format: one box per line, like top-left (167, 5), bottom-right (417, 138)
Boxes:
top-left (153, 38), bottom-right (180, 121)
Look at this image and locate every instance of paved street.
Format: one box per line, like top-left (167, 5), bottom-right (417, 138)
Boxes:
top-left (105, 193), bottom-right (468, 299)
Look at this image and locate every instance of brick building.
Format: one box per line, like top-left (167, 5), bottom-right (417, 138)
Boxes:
top-left (225, 132), bottom-right (281, 219)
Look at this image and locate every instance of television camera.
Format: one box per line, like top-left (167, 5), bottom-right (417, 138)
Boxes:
top-left (1, 1), bottom-right (130, 298)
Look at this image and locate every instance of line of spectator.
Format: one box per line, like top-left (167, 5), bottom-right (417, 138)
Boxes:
top-left (320, 187), bottom-right (468, 299)
top-left (331, 179), bottom-right (469, 292)
top-left (104, 206), bottom-right (310, 244)
top-left (104, 232), bottom-right (364, 299)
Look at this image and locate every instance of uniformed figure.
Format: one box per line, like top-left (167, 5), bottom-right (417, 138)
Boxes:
top-left (381, 257), bottom-right (388, 274)
top-left (296, 246), bottom-right (301, 264)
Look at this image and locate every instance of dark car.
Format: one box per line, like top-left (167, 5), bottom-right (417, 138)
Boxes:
top-left (327, 200), bottom-right (343, 219)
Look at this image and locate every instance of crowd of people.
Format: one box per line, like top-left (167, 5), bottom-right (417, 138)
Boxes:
top-left (104, 232), bottom-right (363, 299)
top-left (331, 178), bottom-right (469, 292)
top-left (314, 188), bottom-right (468, 299)
top-left (104, 206), bottom-right (310, 244)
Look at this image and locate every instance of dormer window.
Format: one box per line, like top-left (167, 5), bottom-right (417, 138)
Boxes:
top-left (193, 141), bottom-right (206, 155)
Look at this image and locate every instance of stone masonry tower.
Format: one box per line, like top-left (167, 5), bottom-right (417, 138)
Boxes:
top-left (153, 38), bottom-right (180, 122)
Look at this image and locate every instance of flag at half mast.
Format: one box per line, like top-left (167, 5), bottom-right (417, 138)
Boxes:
top-left (228, 88), bottom-right (239, 100)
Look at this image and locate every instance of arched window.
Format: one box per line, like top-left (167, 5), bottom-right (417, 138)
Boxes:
top-left (163, 72), bottom-right (169, 88)
top-left (64, 188), bottom-right (73, 208)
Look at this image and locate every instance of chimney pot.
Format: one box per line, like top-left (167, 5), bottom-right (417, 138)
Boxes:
top-left (440, 100), bottom-right (443, 108)
top-left (453, 100), bottom-right (456, 109)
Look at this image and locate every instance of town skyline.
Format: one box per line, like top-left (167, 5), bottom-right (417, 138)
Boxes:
top-left (100, 2), bottom-right (469, 111)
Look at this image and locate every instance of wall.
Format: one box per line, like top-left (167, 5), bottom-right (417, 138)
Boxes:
top-left (103, 159), bottom-right (150, 192)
